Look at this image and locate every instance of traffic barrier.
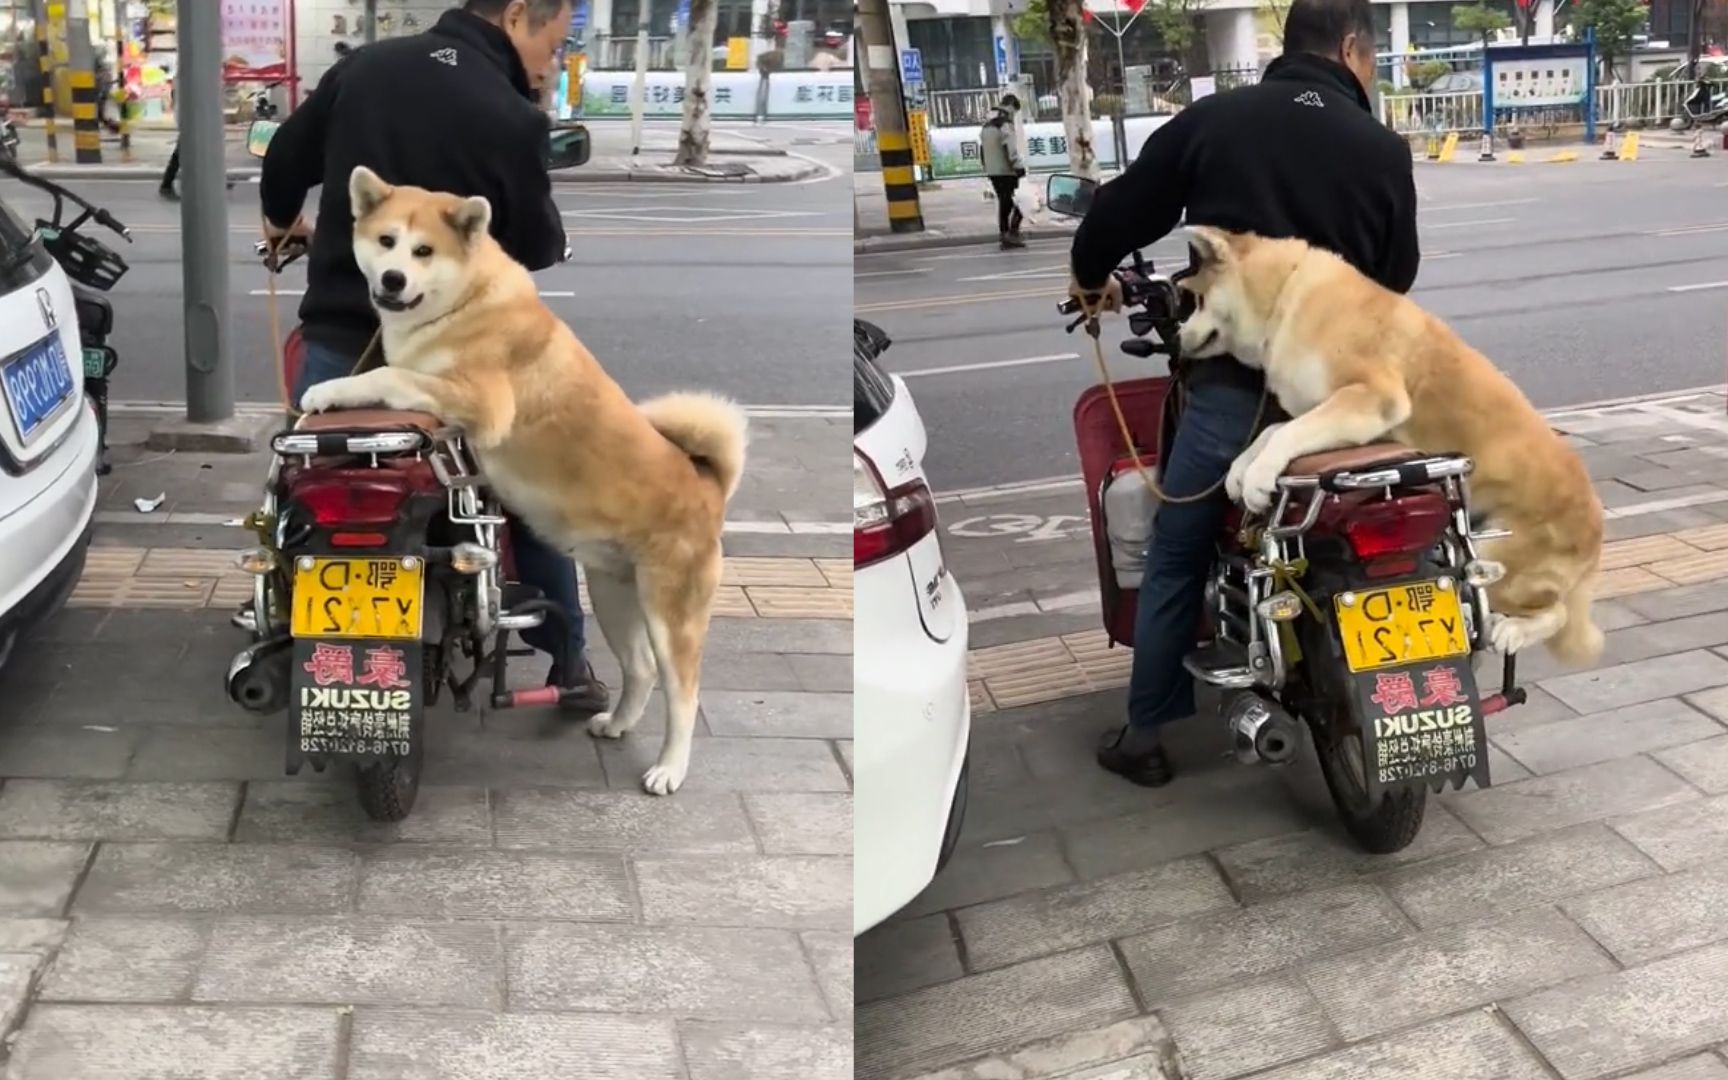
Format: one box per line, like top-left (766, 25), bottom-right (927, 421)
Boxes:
top-left (1425, 134), bottom-right (1441, 160)
top-left (1601, 130), bottom-right (1619, 160)
top-left (1507, 150), bottom-right (1525, 164)
top-left (1621, 131), bottom-right (1641, 161)
top-left (1548, 150), bottom-right (1579, 163)
top-left (1693, 129), bottom-right (1710, 158)
top-left (1478, 132), bottom-right (1495, 161)
top-left (1438, 132), bottom-right (1460, 163)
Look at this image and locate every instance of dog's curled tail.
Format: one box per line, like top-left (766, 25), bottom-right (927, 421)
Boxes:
top-left (640, 391), bottom-right (750, 501)
top-left (1547, 571), bottom-right (1605, 667)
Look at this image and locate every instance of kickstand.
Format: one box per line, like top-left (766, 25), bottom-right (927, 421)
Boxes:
top-left (1500, 652), bottom-right (1527, 708)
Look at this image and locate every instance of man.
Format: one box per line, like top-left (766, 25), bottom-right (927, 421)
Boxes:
top-left (1068, 0), bottom-right (1418, 786)
top-left (980, 94), bottom-right (1027, 249)
top-left (259, 0), bottom-right (608, 713)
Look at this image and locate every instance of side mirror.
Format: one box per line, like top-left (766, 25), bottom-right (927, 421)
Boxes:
top-left (246, 119), bottom-right (280, 159)
top-left (547, 124), bottom-right (591, 170)
top-left (1045, 173), bottom-right (1097, 219)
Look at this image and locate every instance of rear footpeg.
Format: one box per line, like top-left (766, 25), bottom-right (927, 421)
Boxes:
top-left (1223, 692), bottom-right (1302, 765)
top-left (1184, 642), bottom-right (1258, 690)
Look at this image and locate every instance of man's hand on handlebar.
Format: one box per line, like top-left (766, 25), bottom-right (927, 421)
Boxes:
top-left (259, 216), bottom-right (311, 272)
top-left (1065, 275), bottom-right (1124, 318)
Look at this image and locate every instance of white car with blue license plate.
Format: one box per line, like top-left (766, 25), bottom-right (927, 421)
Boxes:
top-left (0, 190), bottom-right (99, 670)
top-left (854, 320), bottom-right (971, 935)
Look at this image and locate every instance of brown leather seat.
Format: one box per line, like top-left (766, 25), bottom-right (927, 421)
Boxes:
top-left (1283, 442), bottom-right (1423, 477)
top-left (294, 409), bottom-right (445, 436)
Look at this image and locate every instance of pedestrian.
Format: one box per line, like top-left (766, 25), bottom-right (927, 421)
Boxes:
top-left (257, 0), bottom-right (608, 712)
top-left (1068, 0), bottom-right (1419, 787)
top-left (980, 93), bottom-right (1026, 249)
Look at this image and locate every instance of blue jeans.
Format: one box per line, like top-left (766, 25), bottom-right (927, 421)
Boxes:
top-left (296, 339), bottom-right (587, 669)
top-left (1127, 377), bottom-right (1263, 731)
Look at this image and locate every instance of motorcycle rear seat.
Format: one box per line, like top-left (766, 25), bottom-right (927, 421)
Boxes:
top-left (294, 409), bottom-right (446, 436)
top-left (1283, 442), bottom-right (1423, 478)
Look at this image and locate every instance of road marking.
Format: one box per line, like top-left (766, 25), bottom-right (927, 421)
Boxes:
top-left (1426, 251), bottom-right (1462, 260)
top-left (900, 352), bottom-right (1079, 379)
top-left (1656, 223), bottom-right (1728, 237)
top-left (1423, 198), bottom-right (1538, 212)
top-left (1668, 281), bottom-right (1728, 293)
top-left (561, 206), bottom-right (820, 223)
top-left (935, 473), bottom-right (1090, 505)
top-left (568, 226), bottom-right (846, 236)
top-left (1421, 217), bottom-right (1516, 231)
top-left (855, 286), bottom-right (1056, 313)
top-left (958, 263), bottom-right (1072, 283)
top-left (853, 267), bottom-right (932, 279)
top-left (948, 512), bottom-right (1090, 542)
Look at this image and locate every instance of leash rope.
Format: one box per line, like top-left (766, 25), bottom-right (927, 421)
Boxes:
top-left (260, 218), bottom-right (382, 421)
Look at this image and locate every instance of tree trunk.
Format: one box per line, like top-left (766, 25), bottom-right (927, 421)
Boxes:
top-left (674, 0), bottom-right (720, 166)
top-left (1048, 0), bottom-right (1097, 178)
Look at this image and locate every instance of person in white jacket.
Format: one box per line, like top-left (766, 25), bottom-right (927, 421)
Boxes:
top-left (979, 94), bottom-right (1026, 248)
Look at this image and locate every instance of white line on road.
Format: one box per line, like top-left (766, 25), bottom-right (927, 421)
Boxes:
top-left (1656, 223), bottom-right (1728, 237)
top-left (1667, 281), bottom-right (1728, 292)
top-left (920, 244), bottom-right (1071, 262)
top-left (1422, 198), bottom-right (1538, 212)
top-left (958, 263), bottom-right (1071, 283)
top-left (854, 267), bottom-right (932, 279)
top-left (900, 353), bottom-right (1079, 379)
top-left (1421, 217), bottom-right (1517, 231)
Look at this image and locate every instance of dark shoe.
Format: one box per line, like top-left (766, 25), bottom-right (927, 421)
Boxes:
top-left (999, 233), bottom-right (1027, 249)
top-left (1097, 724), bottom-right (1174, 787)
top-left (547, 659), bottom-right (609, 715)
top-left (158, 186), bottom-right (178, 201)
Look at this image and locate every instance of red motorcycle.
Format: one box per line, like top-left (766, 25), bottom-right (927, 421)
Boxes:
top-left (1049, 176), bottom-right (1525, 853)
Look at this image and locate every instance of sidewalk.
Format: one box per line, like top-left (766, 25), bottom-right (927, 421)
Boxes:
top-left (6, 120), bottom-right (824, 185)
top-left (854, 172), bottom-right (1090, 253)
top-left (858, 389), bottom-right (1728, 1079)
top-left (0, 409), bottom-right (852, 1078)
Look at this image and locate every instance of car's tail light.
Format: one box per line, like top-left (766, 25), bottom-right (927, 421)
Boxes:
top-left (291, 474), bottom-right (411, 527)
top-left (1344, 494), bottom-right (1450, 576)
top-left (854, 450), bottom-right (938, 569)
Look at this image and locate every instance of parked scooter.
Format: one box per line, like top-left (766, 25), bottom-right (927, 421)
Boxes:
top-left (1047, 174), bottom-right (1523, 853)
top-left (1671, 78), bottom-right (1728, 130)
top-left (0, 153), bottom-right (128, 473)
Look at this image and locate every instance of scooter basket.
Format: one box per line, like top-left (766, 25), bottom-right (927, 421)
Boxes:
top-left (39, 225), bottom-right (128, 291)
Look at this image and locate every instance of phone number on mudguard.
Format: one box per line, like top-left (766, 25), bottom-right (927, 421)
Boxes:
top-left (299, 736), bottom-right (412, 757)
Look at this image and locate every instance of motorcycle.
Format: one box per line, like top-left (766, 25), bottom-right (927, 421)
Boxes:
top-left (1670, 79), bottom-right (1728, 131)
top-left (1047, 174), bottom-right (1525, 853)
top-left (224, 119), bottom-right (592, 823)
top-left (0, 153), bottom-right (128, 474)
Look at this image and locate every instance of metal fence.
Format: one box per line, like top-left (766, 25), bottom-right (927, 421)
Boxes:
top-left (1379, 79), bottom-right (1699, 136)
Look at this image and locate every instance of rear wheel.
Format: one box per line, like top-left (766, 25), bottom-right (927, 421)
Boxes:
top-left (1313, 713), bottom-right (1426, 854)
top-left (355, 605), bottom-right (441, 823)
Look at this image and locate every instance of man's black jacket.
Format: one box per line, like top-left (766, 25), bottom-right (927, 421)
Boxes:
top-left (1071, 54), bottom-right (1418, 387)
top-left (261, 9), bottom-right (564, 359)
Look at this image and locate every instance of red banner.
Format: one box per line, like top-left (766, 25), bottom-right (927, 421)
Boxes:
top-left (221, 0), bottom-right (291, 81)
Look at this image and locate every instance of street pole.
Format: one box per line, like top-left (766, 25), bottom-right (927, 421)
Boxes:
top-left (66, 0), bottom-right (99, 164)
top-left (628, 0), bottom-right (650, 155)
top-left (176, 0), bottom-right (233, 423)
top-left (364, 0), bottom-right (378, 44)
top-left (858, 0), bottom-right (922, 233)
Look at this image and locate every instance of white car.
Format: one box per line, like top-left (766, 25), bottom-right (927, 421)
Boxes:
top-left (0, 189), bottom-right (100, 670)
top-left (853, 320), bottom-right (971, 935)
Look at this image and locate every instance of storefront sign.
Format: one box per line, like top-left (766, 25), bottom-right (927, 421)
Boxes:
top-left (1490, 56), bottom-right (1588, 108)
top-left (925, 114), bottom-right (1172, 179)
top-left (221, 0), bottom-right (291, 81)
top-left (579, 70), bottom-right (852, 118)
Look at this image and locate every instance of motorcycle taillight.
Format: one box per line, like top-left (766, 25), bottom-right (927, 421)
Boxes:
top-left (291, 474), bottom-right (412, 527)
top-left (1344, 494), bottom-right (1451, 563)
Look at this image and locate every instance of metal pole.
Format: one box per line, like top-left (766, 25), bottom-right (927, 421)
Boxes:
top-left (628, 0), bottom-right (651, 155)
top-left (364, 0), bottom-right (378, 44)
top-left (66, 0), bottom-right (98, 163)
top-left (176, 0), bottom-right (232, 423)
top-left (859, 0), bottom-right (922, 232)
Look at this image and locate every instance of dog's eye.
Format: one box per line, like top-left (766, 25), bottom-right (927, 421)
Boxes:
top-left (412, 245), bottom-right (433, 258)
top-left (378, 234), bottom-right (396, 250)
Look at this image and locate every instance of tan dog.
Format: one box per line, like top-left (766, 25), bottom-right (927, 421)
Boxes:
top-left (1174, 226), bottom-right (1604, 665)
top-left (300, 166), bottom-right (748, 795)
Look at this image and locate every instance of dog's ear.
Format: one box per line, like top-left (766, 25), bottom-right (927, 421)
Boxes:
top-left (445, 195), bottom-right (492, 243)
top-left (349, 166), bottom-right (393, 220)
top-left (1186, 226), bottom-right (1234, 271)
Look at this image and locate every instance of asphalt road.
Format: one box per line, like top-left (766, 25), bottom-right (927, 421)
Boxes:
top-left (1, 121), bottom-right (851, 410)
top-left (857, 156), bottom-right (1728, 493)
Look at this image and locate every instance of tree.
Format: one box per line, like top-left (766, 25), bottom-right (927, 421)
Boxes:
top-left (1258, 0), bottom-right (1293, 44)
top-left (1568, 0), bottom-right (1647, 80)
top-left (1048, 0), bottom-right (1098, 177)
top-left (673, 0), bottom-right (722, 165)
top-left (1451, 2), bottom-right (1511, 48)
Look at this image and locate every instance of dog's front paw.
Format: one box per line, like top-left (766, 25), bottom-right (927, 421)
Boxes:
top-left (586, 712), bottom-right (628, 740)
top-left (1240, 462), bottom-right (1280, 514)
top-left (641, 760), bottom-right (688, 796)
top-left (299, 377), bottom-right (373, 415)
top-left (1490, 612), bottom-right (1546, 655)
top-left (1225, 454), bottom-right (1251, 502)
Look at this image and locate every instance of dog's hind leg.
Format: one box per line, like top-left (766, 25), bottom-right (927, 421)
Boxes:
top-left (638, 544), bottom-right (723, 796)
top-left (584, 568), bottom-right (658, 741)
top-left (1486, 564), bottom-right (1569, 659)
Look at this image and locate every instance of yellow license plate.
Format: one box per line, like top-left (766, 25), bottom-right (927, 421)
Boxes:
top-left (1335, 580), bottom-right (1469, 673)
top-left (291, 558), bottom-right (424, 640)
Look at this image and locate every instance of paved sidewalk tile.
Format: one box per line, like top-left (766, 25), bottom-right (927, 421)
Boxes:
top-left (679, 1021), bottom-right (854, 1080)
top-left (1158, 973), bottom-right (1339, 1080)
top-left (4, 1004), bottom-right (344, 1080)
top-left (75, 843), bottom-right (356, 916)
top-left (1445, 755), bottom-right (1699, 845)
top-left (1562, 856), bottom-right (1728, 965)
top-left (347, 1009), bottom-right (686, 1080)
top-left (1248, 1010), bottom-right (1550, 1080)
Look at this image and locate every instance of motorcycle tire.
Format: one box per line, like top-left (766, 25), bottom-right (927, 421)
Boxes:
top-left (354, 608), bottom-right (441, 822)
top-left (1313, 716), bottom-right (1426, 854)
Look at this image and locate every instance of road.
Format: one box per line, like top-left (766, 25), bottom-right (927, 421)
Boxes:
top-left (1, 121), bottom-right (851, 410)
top-left (856, 156), bottom-right (1728, 493)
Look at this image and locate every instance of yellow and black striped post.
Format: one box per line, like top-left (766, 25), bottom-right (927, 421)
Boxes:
top-left (69, 68), bottom-right (101, 164)
top-left (35, 20), bottom-right (57, 163)
top-left (877, 129), bottom-right (924, 234)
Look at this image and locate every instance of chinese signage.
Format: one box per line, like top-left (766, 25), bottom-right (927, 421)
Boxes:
top-left (908, 109), bottom-right (930, 167)
top-left (1491, 56), bottom-right (1588, 109)
top-left (579, 71), bottom-right (852, 119)
top-left (293, 638), bottom-right (418, 758)
top-left (925, 115), bottom-right (1172, 179)
top-left (221, 0), bottom-right (291, 81)
top-left (1355, 661), bottom-right (1489, 796)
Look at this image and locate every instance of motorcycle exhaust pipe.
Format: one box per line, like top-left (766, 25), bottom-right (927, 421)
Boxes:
top-left (226, 635), bottom-right (291, 714)
top-left (1224, 692), bottom-right (1302, 765)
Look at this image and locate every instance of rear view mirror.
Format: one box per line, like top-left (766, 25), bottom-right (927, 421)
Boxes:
top-left (547, 124), bottom-right (591, 170)
top-left (246, 119), bottom-right (280, 159)
top-left (1046, 173), bottom-right (1097, 218)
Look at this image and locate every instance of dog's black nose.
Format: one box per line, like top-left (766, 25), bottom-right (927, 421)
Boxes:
top-left (380, 270), bottom-right (406, 294)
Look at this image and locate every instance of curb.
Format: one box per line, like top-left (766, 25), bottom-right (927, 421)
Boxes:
top-left (22, 160), bottom-right (823, 185)
top-left (854, 226), bottom-right (1074, 254)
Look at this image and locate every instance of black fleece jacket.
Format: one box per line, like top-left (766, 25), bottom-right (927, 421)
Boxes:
top-left (260, 9), bottom-right (564, 359)
top-left (1071, 54), bottom-right (1419, 385)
